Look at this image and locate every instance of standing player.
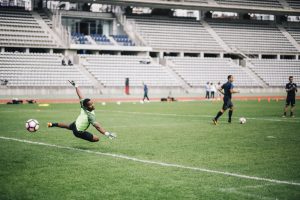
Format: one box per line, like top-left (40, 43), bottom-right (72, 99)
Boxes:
top-left (143, 83), bottom-right (150, 102)
top-left (283, 76), bottom-right (297, 117)
top-left (47, 80), bottom-right (116, 142)
top-left (212, 75), bottom-right (239, 124)
top-left (205, 82), bottom-right (210, 99)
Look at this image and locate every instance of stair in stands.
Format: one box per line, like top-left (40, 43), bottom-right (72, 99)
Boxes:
top-left (244, 60), bottom-right (269, 87)
top-left (31, 11), bottom-right (63, 48)
top-left (277, 24), bottom-right (300, 52)
top-left (76, 57), bottom-right (105, 91)
top-left (201, 19), bottom-right (232, 53)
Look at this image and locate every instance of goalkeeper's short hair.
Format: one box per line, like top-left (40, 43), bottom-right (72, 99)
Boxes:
top-left (83, 98), bottom-right (91, 108)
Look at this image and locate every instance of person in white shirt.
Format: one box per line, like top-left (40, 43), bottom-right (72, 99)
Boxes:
top-left (210, 83), bottom-right (217, 99)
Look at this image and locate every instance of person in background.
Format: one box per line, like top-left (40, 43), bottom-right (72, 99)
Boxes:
top-left (205, 82), bottom-right (210, 99)
top-left (210, 82), bottom-right (217, 99)
top-left (62, 59), bottom-right (66, 66)
top-left (143, 83), bottom-right (150, 102)
top-left (283, 76), bottom-right (297, 117)
top-left (217, 81), bottom-right (222, 99)
top-left (68, 59), bottom-right (73, 66)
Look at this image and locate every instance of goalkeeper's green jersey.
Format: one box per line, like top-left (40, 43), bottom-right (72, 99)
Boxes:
top-left (75, 99), bottom-right (96, 131)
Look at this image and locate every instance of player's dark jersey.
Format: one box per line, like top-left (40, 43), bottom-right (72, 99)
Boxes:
top-left (286, 83), bottom-right (297, 97)
top-left (222, 82), bottom-right (234, 99)
top-left (144, 84), bottom-right (148, 93)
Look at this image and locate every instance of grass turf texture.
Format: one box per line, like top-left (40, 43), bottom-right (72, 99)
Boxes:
top-left (0, 100), bottom-right (299, 199)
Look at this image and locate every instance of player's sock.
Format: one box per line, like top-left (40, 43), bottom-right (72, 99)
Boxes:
top-left (49, 123), bottom-right (58, 127)
top-left (290, 112), bottom-right (294, 117)
top-left (215, 111), bottom-right (223, 121)
top-left (228, 110), bottom-right (233, 122)
top-left (284, 112), bottom-right (287, 116)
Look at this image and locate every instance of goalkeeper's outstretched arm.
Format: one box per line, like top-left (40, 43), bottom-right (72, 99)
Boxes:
top-left (68, 80), bottom-right (83, 99)
top-left (93, 122), bottom-right (117, 139)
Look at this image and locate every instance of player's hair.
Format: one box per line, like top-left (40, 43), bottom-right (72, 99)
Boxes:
top-left (289, 76), bottom-right (293, 79)
top-left (228, 75), bottom-right (233, 80)
top-left (83, 98), bottom-right (91, 108)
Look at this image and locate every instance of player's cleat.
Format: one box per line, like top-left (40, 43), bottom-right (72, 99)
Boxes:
top-left (291, 115), bottom-right (295, 118)
top-left (47, 122), bottom-right (53, 127)
top-left (228, 120), bottom-right (231, 123)
top-left (282, 115), bottom-right (286, 118)
top-left (108, 132), bottom-right (117, 139)
top-left (212, 119), bottom-right (218, 125)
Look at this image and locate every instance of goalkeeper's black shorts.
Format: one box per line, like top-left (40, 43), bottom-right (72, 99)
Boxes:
top-left (69, 122), bottom-right (94, 142)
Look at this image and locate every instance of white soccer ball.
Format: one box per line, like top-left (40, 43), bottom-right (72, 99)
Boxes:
top-left (239, 117), bottom-right (246, 124)
top-left (102, 102), bottom-right (106, 106)
top-left (116, 101), bottom-right (121, 105)
top-left (25, 119), bottom-right (39, 132)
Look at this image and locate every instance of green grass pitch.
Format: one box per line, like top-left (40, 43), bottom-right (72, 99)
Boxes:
top-left (0, 100), bottom-right (299, 199)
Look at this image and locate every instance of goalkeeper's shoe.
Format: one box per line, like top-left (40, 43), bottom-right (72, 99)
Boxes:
top-left (47, 122), bottom-right (53, 128)
top-left (212, 119), bottom-right (218, 125)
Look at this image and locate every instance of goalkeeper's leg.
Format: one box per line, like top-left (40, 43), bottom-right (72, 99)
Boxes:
top-left (48, 122), bottom-right (70, 129)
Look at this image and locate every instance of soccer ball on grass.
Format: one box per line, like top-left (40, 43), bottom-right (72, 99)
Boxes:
top-left (239, 117), bottom-right (246, 124)
top-left (25, 119), bottom-right (39, 132)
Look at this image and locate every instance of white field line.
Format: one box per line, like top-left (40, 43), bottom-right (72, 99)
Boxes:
top-left (219, 188), bottom-right (277, 200)
top-left (100, 110), bottom-right (300, 123)
top-left (0, 109), bottom-right (299, 123)
top-left (1, 136), bottom-right (300, 187)
top-left (219, 183), bottom-right (277, 200)
top-left (233, 183), bottom-right (276, 190)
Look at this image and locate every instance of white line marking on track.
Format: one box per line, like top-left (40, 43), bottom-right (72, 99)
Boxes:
top-left (1, 136), bottom-right (300, 187)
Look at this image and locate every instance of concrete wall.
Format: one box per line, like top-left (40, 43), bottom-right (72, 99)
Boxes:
top-left (0, 86), bottom-right (287, 98)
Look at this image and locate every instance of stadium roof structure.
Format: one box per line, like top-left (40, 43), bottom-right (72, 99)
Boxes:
top-left (68, 0), bottom-right (300, 15)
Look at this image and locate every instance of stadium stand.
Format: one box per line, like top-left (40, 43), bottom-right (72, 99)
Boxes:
top-left (0, 9), bottom-right (59, 48)
top-left (165, 57), bottom-right (259, 87)
top-left (81, 55), bottom-right (181, 87)
top-left (0, 53), bottom-right (92, 86)
top-left (180, 0), bottom-right (208, 3)
top-left (37, 10), bottom-right (53, 29)
top-left (71, 33), bottom-right (90, 44)
top-left (167, 57), bottom-right (260, 87)
top-left (284, 23), bottom-right (300, 44)
top-left (286, 0), bottom-right (300, 9)
top-left (207, 19), bottom-right (297, 53)
top-left (248, 59), bottom-right (300, 87)
top-left (112, 35), bottom-right (135, 46)
top-left (127, 16), bottom-right (222, 52)
top-left (214, 0), bottom-right (283, 8)
top-left (1, 1), bottom-right (300, 94)
top-left (90, 34), bottom-right (112, 45)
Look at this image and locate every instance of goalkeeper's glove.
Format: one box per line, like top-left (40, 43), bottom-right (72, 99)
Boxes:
top-left (105, 132), bottom-right (117, 140)
top-left (68, 80), bottom-right (77, 87)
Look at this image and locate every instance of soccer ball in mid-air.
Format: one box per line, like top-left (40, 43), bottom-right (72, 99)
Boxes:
top-left (25, 119), bottom-right (39, 132)
top-left (239, 117), bottom-right (247, 124)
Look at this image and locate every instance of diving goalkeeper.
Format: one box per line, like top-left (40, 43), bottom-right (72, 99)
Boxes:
top-left (47, 80), bottom-right (116, 142)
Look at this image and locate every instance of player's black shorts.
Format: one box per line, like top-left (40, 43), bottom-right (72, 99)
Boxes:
top-left (286, 96), bottom-right (296, 106)
top-left (222, 97), bottom-right (233, 110)
top-left (69, 122), bottom-right (94, 142)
